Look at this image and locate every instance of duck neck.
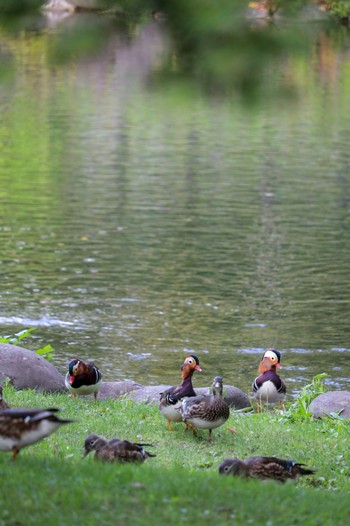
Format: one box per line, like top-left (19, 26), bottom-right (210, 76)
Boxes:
top-left (181, 366), bottom-right (193, 385)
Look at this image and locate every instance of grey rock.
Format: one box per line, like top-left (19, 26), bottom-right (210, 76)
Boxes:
top-left (0, 343), bottom-right (251, 409)
top-left (221, 385), bottom-right (251, 409)
top-left (128, 383), bottom-right (251, 409)
top-left (98, 381), bottom-right (143, 400)
top-left (128, 385), bottom-right (171, 404)
top-left (309, 391), bottom-right (350, 419)
top-left (0, 343), bottom-right (65, 392)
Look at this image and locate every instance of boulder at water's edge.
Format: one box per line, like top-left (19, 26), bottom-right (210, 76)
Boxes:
top-left (309, 391), bottom-right (350, 419)
top-left (0, 343), bottom-right (65, 392)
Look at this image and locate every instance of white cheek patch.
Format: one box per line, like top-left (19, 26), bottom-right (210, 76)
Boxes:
top-left (264, 350), bottom-right (278, 361)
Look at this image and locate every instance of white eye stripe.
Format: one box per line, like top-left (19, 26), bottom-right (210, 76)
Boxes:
top-left (264, 350), bottom-right (278, 361)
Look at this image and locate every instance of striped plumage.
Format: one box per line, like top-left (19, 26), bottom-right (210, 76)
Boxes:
top-left (219, 456), bottom-right (315, 482)
top-left (252, 349), bottom-right (286, 411)
top-left (83, 433), bottom-right (156, 463)
top-left (159, 355), bottom-right (202, 431)
top-left (65, 359), bottom-right (102, 400)
top-left (178, 376), bottom-right (229, 441)
top-left (0, 408), bottom-right (73, 459)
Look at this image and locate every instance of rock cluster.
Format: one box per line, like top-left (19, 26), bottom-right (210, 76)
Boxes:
top-left (0, 343), bottom-right (251, 409)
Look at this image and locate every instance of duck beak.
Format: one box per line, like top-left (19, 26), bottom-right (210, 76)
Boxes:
top-left (276, 363), bottom-right (281, 369)
top-left (195, 365), bottom-right (202, 372)
top-left (82, 450), bottom-right (89, 458)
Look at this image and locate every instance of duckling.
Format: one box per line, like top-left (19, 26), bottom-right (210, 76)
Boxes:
top-left (252, 349), bottom-right (286, 411)
top-left (178, 376), bottom-right (230, 441)
top-left (219, 456), bottom-right (315, 483)
top-left (65, 359), bottom-right (102, 400)
top-left (83, 433), bottom-right (156, 463)
top-left (0, 408), bottom-right (73, 459)
top-left (159, 355), bottom-right (202, 431)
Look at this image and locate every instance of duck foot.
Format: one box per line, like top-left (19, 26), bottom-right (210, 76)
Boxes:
top-left (227, 427), bottom-right (237, 434)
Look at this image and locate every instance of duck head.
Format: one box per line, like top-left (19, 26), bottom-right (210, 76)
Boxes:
top-left (181, 355), bottom-right (202, 379)
top-left (211, 375), bottom-right (224, 396)
top-left (83, 433), bottom-right (108, 458)
top-left (68, 359), bottom-right (82, 376)
top-left (68, 359), bottom-right (91, 386)
top-left (219, 458), bottom-right (248, 476)
top-left (258, 349), bottom-right (281, 374)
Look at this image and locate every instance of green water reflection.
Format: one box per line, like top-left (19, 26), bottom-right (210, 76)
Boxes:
top-left (0, 13), bottom-right (350, 398)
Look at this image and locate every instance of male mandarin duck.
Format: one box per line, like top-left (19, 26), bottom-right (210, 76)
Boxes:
top-left (65, 359), bottom-right (102, 400)
top-left (159, 354), bottom-right (202, 431)
top-left (0, 386), bottom-right (9, 410)
top-left (219, 456), bottom-right (315, 482)
top-left (83, 433), bottom-right (156, 463)
top-left (252, 348), bottom-right (286, 411)
top-left (178, 376), bottom-right (230, 441)
top-left (0, 408), bottom-right (73, 459)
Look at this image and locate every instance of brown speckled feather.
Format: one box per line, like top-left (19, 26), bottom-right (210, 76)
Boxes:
top-left (219, 456), bottom-right (315, 482)
top-left (83, 434), bottom-right (156, 463)
top-left (0, 408), bottom-right (74, 458)
top-left (179, 376), bottom-right (230, 440)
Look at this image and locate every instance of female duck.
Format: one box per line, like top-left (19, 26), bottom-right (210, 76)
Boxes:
top-left (83, 433), bottom-right (156, 463)
top-left (65, 359), bottom-right (102, 400)
top-left (159, 355), bottom-right (202, 431)
top-left (178, 376), bottom-right (229, 441)
top-left (252, 349), bottom-right (286, 411)
top-left (219, 456), bottom-right (315, 482)
top-left (0, 408), bottom-right (73, 459)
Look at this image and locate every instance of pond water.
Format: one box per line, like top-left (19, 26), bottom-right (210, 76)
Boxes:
top-left (0, 10), bottom-right (350, 399)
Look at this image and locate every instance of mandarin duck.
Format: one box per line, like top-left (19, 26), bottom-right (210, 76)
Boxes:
top-left (83, 433), bottom-right (156, 463)
top-left (219, 456), bottom-right (315, 482)
top-left (178, 376), bottom-right (230, 441)
top-left (0, 408), bottom-right (73, 459)
top-left (159, 354), bottom-right (202, 431)
top-left (252, 349), bottom-right (286, 411)
top-left (0, 386), bottom-right (9, 410)
top-left (65, 359), bottom-right (102, 400)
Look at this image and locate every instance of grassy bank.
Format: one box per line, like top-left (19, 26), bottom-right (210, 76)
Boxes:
top-left (1, 385), bottom-right (350, 525)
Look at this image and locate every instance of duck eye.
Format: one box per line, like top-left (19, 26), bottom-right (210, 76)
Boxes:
top-left (225, 466), bottom-right (229, 471)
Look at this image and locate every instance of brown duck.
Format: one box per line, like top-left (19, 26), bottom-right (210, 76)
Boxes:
top-left (252, 349), bottom-right (286, 411)
top-left (0, 408), bottom-right (73, 459)
top-left (219, 456), bottom-right (315, 482)
top-left (178, 376), bottom-right (230, 441)
top-left (65, 359), bottom-right (102, 400)
top-left (158, 355), bottom-right (202, 431)
top-left (83, 433), bottom-right (156, 463)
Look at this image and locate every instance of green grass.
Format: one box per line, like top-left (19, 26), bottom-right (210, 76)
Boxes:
top-left (1, 385), bottom-right (350, 526)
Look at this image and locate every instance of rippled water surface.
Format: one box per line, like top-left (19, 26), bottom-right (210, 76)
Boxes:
top-left (1, 12), bottom-right (350, 398)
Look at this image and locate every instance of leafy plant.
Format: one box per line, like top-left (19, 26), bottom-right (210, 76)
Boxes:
top-left (283, 373), bottom-right (328, 422)
top-left (0, 328), bottom-right (55, 361)
top-left (0, 328), bottom-right (36, 345)
top-left (325, 0), bottom-right (350, 19)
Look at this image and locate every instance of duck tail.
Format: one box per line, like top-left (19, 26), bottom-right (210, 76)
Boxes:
top-left (293, 463), bottom-right (315, 476)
